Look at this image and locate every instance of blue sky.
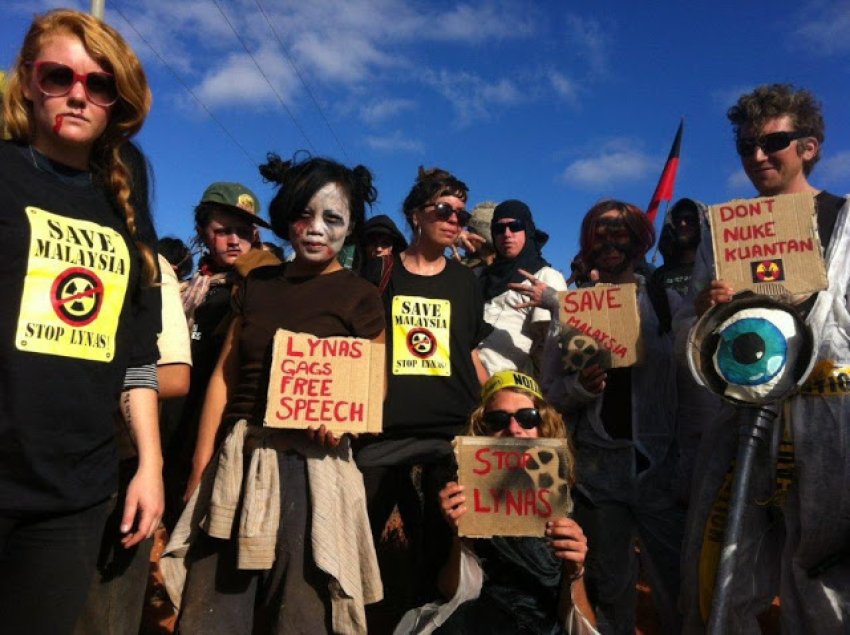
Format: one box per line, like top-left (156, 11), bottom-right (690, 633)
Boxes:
top-left (4, 0), bottom-right (849, 272)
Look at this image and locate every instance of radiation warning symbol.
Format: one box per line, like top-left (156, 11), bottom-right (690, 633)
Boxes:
top-left (50, 267), bottom-right (105, 326)
top-left (406, 327), bottom-right (437, 359)
top-left (751, 259), bottom-right (785, 283)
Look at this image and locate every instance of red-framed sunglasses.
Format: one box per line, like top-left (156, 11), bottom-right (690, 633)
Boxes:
top-left (27, 61), bottom-right (118, 107)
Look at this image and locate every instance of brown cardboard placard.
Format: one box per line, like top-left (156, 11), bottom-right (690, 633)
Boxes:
top-left (264, 329), bottom-right (384, 434)
top-left (709, 192), bottom-right (827, 296)
top-left (556, 283), bottom-right (641, 369)
top-left (456, 436), bottom-right (573, 538)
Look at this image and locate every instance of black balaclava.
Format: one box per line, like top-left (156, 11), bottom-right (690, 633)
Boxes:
top-left (480, 199), bottom-right (550, 301)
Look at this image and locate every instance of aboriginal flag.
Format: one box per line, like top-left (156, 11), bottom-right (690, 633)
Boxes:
top-left (646, 119), bottom-right (683, 223)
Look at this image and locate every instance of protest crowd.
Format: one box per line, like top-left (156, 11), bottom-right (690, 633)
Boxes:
top-left (2, 8), bottom-right (849, 635)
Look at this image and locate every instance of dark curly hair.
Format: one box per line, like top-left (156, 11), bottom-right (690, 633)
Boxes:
top-left (401, 166), bottom-right (468, 232)
top-left (728, 84), bottom-right (825, 175)
top-left (259, 152), bottom-right (377, 247)
top-left (579, 199), bottom-right (655, 268)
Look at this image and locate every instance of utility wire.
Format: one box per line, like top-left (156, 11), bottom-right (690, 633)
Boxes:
top-left (254, 0), bottom-right (350, 162)
top-left (112, 5), bottom-right (258, 169)
top-left (210, 0), bottom-right (317, 155)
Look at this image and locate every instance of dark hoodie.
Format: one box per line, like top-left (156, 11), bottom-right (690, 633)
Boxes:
top-left (363, 214), bottom-right (408, 254)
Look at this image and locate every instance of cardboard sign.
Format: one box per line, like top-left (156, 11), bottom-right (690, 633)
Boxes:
top-left (264, 329), bottom-right (384, 434)
top-left (709, 193), bottom-right (827, 296)
top-left (456, 436), bottom-right (573, 538)
top-left (556, 283), bottom-right (641, 369)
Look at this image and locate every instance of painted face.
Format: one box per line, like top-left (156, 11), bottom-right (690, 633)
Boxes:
top-left (493, 217), bottom-right (527, 259)
top-left (289, 182), bottom-right (351, 266)
top-left (486, 390), bottom-right (540, 439)
top-left (201, 208), bottom-right (257, 267)
top-left (414, 195), bottom-right (465, 248)
top-left (740, 115), bottom-right (816, 196)
top-left (587, 210), bottom-right (636, 274)
top-left (23, 33), bottom-right (112, 162)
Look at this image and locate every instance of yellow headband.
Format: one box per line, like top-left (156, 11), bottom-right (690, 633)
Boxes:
top-left (481, 370), bottom-right (544, 404)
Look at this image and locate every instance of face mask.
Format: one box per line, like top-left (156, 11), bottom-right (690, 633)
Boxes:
top-left (587, 217), bottom-right (638, 273)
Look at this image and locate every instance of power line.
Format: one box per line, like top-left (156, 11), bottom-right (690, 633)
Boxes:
top-left (210, 0), bottom-right (317, 155)
top-left (254, 0), bottom-right (351, 162)
top-left (112, 5), bottom-right (258, 169)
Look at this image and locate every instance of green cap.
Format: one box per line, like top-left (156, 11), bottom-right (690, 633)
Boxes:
top-left (199, 182), bottom-right (270, 228)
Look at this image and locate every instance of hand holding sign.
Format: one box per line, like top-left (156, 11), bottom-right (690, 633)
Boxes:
top-left (439, 482), bottom-right (467, 530)
top-left (545, 517), bottom-right (588, 573)
top-left (694, 280), bottom-right (735, 318)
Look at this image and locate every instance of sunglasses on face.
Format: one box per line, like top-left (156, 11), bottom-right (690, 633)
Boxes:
top-left (27, 61), bottom-right (118, 108)
top-left (212, 225), bottom-right (255, 241)
top-left (735, 131), bottom-right (810, 157)
top-left (492, 219), bottom-right (526, 236)
top-left (482, 408), bottom-right (541, 431)
top-left (422, 202), bottom-right (471, 226)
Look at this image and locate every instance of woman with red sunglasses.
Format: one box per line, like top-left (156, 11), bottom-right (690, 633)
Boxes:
top-left (398, 371), bottom-right (595, 634)
top-left (356, 167), bottom-right (491, 630)
top-left (0, 10), bottom-right (163, 632)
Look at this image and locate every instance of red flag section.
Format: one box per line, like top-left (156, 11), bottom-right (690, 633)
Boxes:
top-left (646, 119), bottom-right (683, 223)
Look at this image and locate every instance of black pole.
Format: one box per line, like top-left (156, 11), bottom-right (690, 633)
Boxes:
top-left (706, 402), bottom-right (779, 634)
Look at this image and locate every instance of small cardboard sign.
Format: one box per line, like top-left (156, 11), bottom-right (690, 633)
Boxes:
top-left (709, 192), bottom-right (827, 296)
top-left (456, 436), bottom-right (573, 538)
top-left (556, 283), bottom-right (641, 369)
top-left (264, 329), bottom-right (384, 434)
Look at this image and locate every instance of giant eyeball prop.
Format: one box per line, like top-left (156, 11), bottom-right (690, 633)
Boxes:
top-left (688, 293), bottom-right (816, 404)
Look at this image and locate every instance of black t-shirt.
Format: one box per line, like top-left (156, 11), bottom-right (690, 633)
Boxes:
top-left (815, 190), bottom-right (846, 250)
top-left (379, 255), bottom-right (491, 439)
top-left (0, 141), bottom-right (159, 513)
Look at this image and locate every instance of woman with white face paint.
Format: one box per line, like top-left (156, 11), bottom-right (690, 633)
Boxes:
top-left (170, 154), bottom-right (385, 634)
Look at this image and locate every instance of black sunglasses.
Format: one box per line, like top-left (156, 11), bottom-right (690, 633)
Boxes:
top-left (422, 202), bottom-right (471, 226)
top-left (28, 61), bottom-right (118, 108)
top-left (492, 219), bottom-right (526, 236)
top-left (482, 408), bottom-right (541, 431)
top-left (735, 131), bottom-right (810, 157)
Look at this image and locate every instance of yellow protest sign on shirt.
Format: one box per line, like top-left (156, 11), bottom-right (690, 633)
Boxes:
top-left (15, 207), bottom-right (130, 362)
top-left (391, 295), bottom-right (451, 376)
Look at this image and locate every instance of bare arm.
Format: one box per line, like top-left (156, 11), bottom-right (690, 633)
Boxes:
top-left (185, 317), bottom-right (241, 500)
top-left (120, 387), bottom-right (164, 548)
top-left (471, 349), bottom-right (488, 387)
top-left (436, 481), bottom-right (468, 598)
top-left (157, 363), bottom-right (190, 399)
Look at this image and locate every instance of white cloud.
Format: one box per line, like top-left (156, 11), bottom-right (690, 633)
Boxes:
top-left (423, 69), bottom-right (524, 126)
top-left (819, 150), bottom-right (850, 186)
top-left (793, 2), bottom-right (850, 56)
top-left (359, 98), bottom-right (416, 124)
top-left (365, 131), bottom-right (424, 153)
top-left (561, 139), bottom-right (654, 188)
top-left (194, 47), bottom-right (298, 108)
top-left (548, 70), bottom-right (580, 104)
top-left (564, 14), bottom-right (609, 75)
top-left (726, 168), bottom-right (752, 192)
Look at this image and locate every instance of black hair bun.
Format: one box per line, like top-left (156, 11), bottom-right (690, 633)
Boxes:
top-left (352, 165), bottom-right (377, 205)
top-left (259, 153), bottom-right (291, 185)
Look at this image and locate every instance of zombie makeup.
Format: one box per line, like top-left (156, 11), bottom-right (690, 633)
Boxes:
top-left (587, 215), bottom-right (638, 274)
top-left (289, 182), bottom-right (351, 266)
